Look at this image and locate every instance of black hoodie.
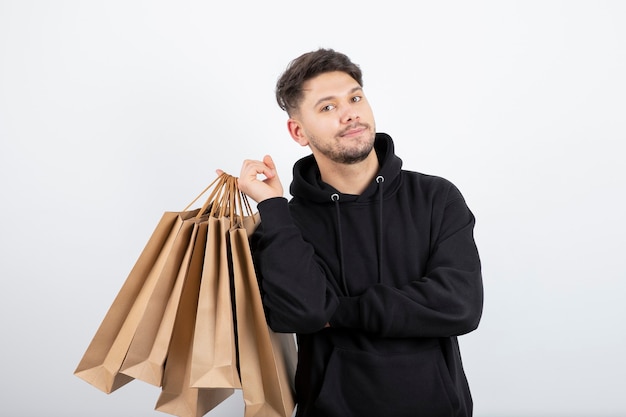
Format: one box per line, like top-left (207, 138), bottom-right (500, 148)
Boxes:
top-left (251, 133), bottom-right (483, 417)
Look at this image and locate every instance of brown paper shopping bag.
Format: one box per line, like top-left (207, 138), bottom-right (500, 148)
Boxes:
top-left (76, 172), bottom-right (296, 416)
top-left (231, 219), bottom-right (298, 417)
top-left (189, 179), bottom-right (241, 389)
top-left (200, 174), bottom-right (297, 417)
top-left (74, 209), bottom-right (199, 393)
top-left (120, 214), bottom-right (202, 386)
top-left (155, 220), bottom-right (234, 417)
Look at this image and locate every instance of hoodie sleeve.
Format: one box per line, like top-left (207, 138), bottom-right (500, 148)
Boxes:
top-left (250, 197), bottom-right (340, 334)
top-left (329, 185), bottom-right (484, 338)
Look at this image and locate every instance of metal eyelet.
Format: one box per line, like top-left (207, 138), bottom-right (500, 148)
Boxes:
top-left (331, 193), bottom-right (340, 201)
top-left (376, 175), bottom-right (385, 183)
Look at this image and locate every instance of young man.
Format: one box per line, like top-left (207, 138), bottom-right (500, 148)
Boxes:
top-left (237, 48), bottom-right (483, 417)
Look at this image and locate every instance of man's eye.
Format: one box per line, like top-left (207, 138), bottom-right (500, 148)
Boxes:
top-left (321, 104), bottom-right (335, 112)
top-left (352, 96), bottom-right (362, 103)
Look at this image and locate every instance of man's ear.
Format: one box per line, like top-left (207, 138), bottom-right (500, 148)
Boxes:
top-left (287, 118), bottom-right (309, 147)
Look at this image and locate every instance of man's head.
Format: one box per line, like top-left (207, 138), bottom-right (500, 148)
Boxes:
top-left (276, 49), bottom-right (376, 169)
top-left (276, 48), bottom-right (363, 117)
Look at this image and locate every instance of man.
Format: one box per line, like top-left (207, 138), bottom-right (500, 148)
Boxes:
top-left (236, 48), bottom-right (483, 417)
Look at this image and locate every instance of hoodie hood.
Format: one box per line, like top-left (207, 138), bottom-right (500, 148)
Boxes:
top-left (289, 132), bottom-right (403, 203)
top-left (288, 132), bottom-right (403, 295)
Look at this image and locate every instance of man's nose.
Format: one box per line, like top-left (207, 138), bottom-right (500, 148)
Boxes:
top-left (342, 107), bottom-right (359, 123)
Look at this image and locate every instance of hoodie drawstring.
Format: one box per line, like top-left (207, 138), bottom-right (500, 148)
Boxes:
top-left (331, 175), bottom-right (385, 296)
top-left (375, 175), bottom-right (385, 284)
top-left (331, 193), bottom-right (349, 295)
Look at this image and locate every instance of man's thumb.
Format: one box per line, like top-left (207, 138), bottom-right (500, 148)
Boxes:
top-left (263, 154), bottom-right (275, 170)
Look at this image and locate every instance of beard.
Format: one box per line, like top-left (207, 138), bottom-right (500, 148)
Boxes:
top-left (307, 124), bottom-right (376, 165)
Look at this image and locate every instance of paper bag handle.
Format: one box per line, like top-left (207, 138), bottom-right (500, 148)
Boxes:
top-left (183, 173), bottom-right (253, 226)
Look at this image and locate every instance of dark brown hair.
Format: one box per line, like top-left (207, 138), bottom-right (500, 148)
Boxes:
top-left (275, 48), bottom-right (363, 115)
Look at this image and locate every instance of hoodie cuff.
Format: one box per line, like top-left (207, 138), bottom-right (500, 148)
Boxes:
top-left (256, 197), bottom-right (290, 228)
top-left (329, 296), bottom-right (360, 329)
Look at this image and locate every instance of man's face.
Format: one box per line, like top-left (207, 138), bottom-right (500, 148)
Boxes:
top-left (289, 71), bottom-right (376, 165)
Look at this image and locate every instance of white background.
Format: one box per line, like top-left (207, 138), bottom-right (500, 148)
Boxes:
top-left (1, 1), bottom-right (625, 416)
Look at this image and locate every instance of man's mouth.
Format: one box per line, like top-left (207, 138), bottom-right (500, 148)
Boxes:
top-left (340, 124), bottom-right (367, 137)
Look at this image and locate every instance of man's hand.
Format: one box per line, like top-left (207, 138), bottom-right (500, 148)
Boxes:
top-left (235, 155), bottom-right (284, 203)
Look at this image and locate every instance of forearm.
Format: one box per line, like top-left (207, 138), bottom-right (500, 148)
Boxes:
top-left (329, 267), bottom-right (483, 337)
top-left (252, 197), bottom-right (339, 333)
top-left (330, 198), bottom-right (484, 338)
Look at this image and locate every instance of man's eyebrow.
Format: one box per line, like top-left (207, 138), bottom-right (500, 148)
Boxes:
top-left (313, 86), bottom-right (363, 108)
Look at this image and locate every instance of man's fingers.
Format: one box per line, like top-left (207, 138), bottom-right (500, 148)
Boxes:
top-left (242, 158), bottom-right (275, 179)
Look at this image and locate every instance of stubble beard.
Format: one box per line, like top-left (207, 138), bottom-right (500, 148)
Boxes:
top-left (308, 125), bottom-right (376, 165)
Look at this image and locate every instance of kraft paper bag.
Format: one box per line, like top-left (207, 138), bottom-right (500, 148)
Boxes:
top-left (156, 220), bottom-right (234, 417)
top-left (76, 172), bottom-right (295, 416)
top-left (231, 215), bottom-right (298, 417)
top-left (189, 214), bottom-right (241, 389)
top-left (74, 209), bottom-right (199, 393)
top-left (120, 215), bottom-right (203, 386)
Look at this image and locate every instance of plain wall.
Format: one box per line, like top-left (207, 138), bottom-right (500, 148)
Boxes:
top-left (1, 1), bottom-right (625, 416)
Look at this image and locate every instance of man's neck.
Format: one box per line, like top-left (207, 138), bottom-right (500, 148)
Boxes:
top-left (317, 151), bottom-right (380, 195)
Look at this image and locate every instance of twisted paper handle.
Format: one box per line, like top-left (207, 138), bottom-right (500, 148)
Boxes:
top-left (183, 173), bottom-right (253, 227)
